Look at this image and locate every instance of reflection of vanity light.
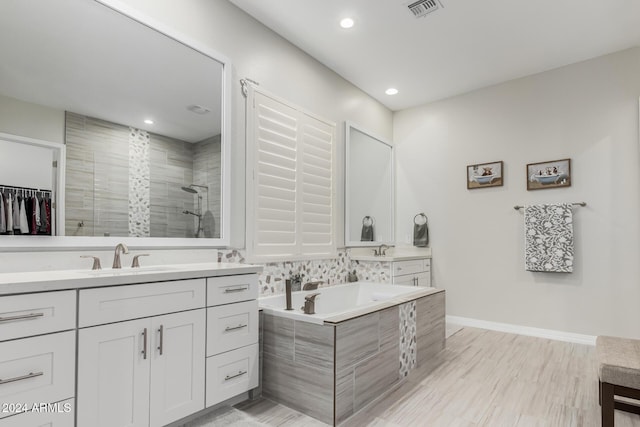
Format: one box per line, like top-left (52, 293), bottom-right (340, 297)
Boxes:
top-left (187, 104), bottom-right (211, 115)
top-left (340, 18), bottom-right (354, 29)
top-left (385, 88), bottom-right (398, 95)
top-left (144, 119), bottom-right (154, 124)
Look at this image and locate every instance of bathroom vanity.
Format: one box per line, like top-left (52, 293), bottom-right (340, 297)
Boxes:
top-left (350, 247), bottom-right (432, 287)
top-left (0, 263), bottom-right (261, 427)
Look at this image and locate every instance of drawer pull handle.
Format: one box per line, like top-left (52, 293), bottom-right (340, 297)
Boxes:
top-left (0, 312), bottom-right (44, 323)
top-left (225, 324), bottom-right (248, 332)
top-left (142, 328), bottom-right (148, 360)
top-left (157, 325), bottom-right (164, 356)
top-left (224, 370), bottom-right (247, 381)
top-left (0, 371), bottom-right (44, 385)
top-left (224, 287), bottom-right (248, 293)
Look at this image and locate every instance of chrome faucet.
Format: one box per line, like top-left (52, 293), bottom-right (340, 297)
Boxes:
top-left (374, 244), bottom-right (390, 256)
top-left (112, 243), bottom-right (129, 269)
top-left (301, 293), bottom-right (320, 314)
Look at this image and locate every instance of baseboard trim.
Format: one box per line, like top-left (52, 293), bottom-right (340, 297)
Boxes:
top-left (446, 315), bottom-right (596, 346)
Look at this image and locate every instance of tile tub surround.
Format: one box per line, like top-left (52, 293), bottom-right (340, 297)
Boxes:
top-left (261, 290), bottom-right (445, 426)
top-left (217, 248), bottom-right (430, 296)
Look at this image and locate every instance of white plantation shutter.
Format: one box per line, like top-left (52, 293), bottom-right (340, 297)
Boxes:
top-left (247, 88), bottom-right (336, 261)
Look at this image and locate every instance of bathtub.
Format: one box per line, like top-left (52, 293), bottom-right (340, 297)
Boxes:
top-left (259, 281), bottom-right (445, 425)
top-left (259, 281), bottom-right (439, 325)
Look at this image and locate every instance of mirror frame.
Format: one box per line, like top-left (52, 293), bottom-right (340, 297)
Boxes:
top-left (0, 0), bottom-right (232, 250)
top-left (344, 121), bottom-right (395, 247)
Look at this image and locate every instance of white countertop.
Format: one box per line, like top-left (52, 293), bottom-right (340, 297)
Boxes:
top-left (0, 262), bottom-right (263, 296)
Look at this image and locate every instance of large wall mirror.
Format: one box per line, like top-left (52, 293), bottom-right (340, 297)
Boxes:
top-left (345, 122), bottom-right (394, 247)
top-left (0, 0), bottom-right (231, 248)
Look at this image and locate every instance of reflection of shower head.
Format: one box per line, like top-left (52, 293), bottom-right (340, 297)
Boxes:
top-left (181, 186), bottom-right (198, 194)
top-left (181, 184), bottom-right (209, 194)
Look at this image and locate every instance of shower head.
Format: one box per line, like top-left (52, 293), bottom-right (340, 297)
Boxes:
top-left (181, 186), bottom-right (198, 194)
top-left (181, 184), bottom-right (208, 194)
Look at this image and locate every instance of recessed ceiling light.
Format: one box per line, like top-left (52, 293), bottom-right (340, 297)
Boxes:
top-left (385, 88), bottom-right (399, 95)
top-left (340, 18), bottom-right (354, 29)
top-left (144, 119), bottom-right (154, 125)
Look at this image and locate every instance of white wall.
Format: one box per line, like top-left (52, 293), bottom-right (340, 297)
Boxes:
top-left (0, 94), bottom-right (65, 143)
top-left (0, 139), bottom-right (53, 189)
top-left (395, 47), bottom-right (640, 339)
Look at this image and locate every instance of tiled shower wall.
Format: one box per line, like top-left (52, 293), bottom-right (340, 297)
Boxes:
top-left (217, 249), bottom-right (392, 296)
top-left (65, 112), bottom-right (222, 238)
top-left (193, 135), bottom-right (221, 238)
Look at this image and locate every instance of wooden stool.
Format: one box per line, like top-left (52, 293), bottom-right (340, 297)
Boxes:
top-left (596, 336), bottom-right (640, 427)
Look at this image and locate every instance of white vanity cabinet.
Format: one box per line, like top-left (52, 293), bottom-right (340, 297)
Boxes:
top-left (392, 258), bottom-right (431, 287)
top-left (0, 290), bottom-right (77, 425)
top-left (77, 279), bottom-right (206, 427)
top-left (0, 264), bottom-right (262, 427)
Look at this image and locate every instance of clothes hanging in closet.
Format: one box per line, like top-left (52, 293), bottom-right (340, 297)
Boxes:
top-left (0, 188), bottom-right (52, 236)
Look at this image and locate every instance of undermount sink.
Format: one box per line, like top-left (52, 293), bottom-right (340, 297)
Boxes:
top-left (80, 266), bottom-right (179, 276)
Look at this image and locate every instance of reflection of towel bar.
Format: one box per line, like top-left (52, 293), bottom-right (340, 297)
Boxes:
top-left (513, 202), bottom-right (586, 211)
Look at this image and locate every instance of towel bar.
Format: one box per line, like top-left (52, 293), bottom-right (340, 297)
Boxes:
top-left (513, 202), bottom-right (586, 210)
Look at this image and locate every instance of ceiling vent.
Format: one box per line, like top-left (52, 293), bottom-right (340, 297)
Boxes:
top-left (405, 0), bottom-right (442, 18)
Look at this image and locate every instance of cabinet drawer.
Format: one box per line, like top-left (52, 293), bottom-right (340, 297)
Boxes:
top-left (205, 343), bottom-right (259, 407)
top-left (392, 259), bottom-right (425, 276)
top-left (79, 279), bottom-right (206, 327)
top-left (207, 301), bottom-right (258, 356)
top-left (0, 291), bottom-right (76, 342)
top-left (1, 398), bottom-right (74, 426)
top-left (0, 331), bottom-right (75, 419)
top-left (207, 275), bottom-right (259, 307)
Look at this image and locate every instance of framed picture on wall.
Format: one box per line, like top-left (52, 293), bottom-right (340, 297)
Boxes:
top-left (466, 161), bottom-right (503, 189)
top-left (526, 158), bottom-right (571, 190)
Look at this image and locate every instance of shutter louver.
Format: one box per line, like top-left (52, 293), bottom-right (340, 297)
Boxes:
top-left (247, 89), bottom-right (336, 261)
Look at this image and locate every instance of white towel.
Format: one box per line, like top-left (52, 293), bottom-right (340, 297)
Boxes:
top-left (524, 204), bottom-right (574, 273)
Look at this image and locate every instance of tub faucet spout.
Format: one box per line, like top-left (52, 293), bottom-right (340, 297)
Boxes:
top-left (301, 293), bottom-right (320, 314)
top-left (302, 280), bottom-right (323, 291)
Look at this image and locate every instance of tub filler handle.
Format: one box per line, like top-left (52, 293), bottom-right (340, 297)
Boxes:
top-left (301, 293), bottom-right (320, 314)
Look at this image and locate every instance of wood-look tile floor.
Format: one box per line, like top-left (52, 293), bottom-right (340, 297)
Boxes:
top-left (234, 327), bottom-right (640, 426)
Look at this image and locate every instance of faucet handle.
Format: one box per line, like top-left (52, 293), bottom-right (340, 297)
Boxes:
top-left (131, 254), bottom-right (150, 268)
top-left (80, 255), bottom-right (102, 270)
top-left (304, 293), bottom-right (320, 302)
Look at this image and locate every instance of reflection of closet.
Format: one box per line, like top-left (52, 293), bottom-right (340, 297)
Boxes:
top-left (0, 185), bottom-right (53, 236)
top-left (0, 133), bottom-right (63, 237)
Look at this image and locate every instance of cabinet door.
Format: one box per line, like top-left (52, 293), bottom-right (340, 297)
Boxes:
top-left (149, 310), bottom-right (205, 427)
top-left (77, 318), bottom-right (151, 427)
